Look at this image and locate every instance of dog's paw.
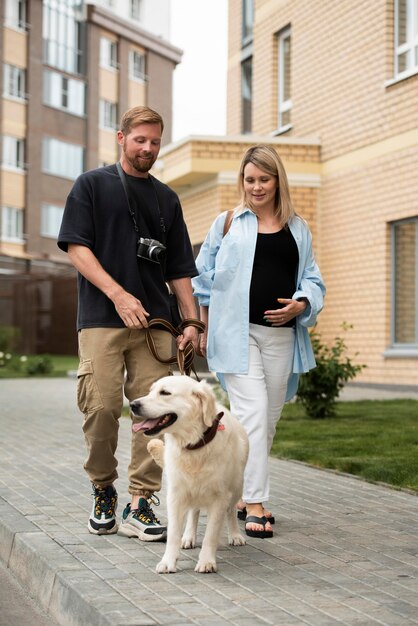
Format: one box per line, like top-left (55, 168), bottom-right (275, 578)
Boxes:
top-left (195, 560), bottom-right (217, 573)
top-left (147, 439), bottom-right (165, 468)
top-left (156, 559), bottom-right (177, 574)
top-left (229, 533), bottom-right (246, 546)
top-left (181, 536), bottom-right (196, 549)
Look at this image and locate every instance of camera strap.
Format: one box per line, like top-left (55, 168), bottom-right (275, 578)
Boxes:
top-left (116, 161), bottom-right (166, 242)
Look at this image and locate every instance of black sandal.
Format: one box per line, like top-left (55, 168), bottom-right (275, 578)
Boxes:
top-left (237, 507), bottom-right (275, 524)
top-left (245, 515), bottom-right (273, 539)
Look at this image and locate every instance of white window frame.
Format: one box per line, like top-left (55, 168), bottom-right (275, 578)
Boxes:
top-left (129, 50), bottom-right (147, 81)
top-left (5, 0), bottom-right (27, 30)
top-left (43, 0), bottom-right (85, 75)
top-left (100, 37), bottom-right (118, 70)
top-left (394, 0), bottom-right (418, 79)
top-left (242, 0), bottom-right (254, 46)
top-left (3, 64), bottom-right (26, 100)
top-left (1, 206), bottom-right (24, 243)
top-left (277, 27), bottom-right (292, 133)
top-left (2, 136), bottom-right (25, 170)
top-left (130, 0), bottom-right (142, 21)
top-left (99, 100), bottom-right (118, 130)
top-left (43, 69), bottom-right (86, 117)
top-left (42, 137), bottom-right (84, 180)
top-left (41, 203), bottom-right (64, 239)
top-left (387, 217), bottom-right (418, 354)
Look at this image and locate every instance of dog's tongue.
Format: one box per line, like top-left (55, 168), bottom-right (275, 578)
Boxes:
top-left (132, 419), bottom-right (157, 433)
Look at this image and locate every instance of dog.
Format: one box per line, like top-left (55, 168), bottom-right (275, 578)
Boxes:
top-left (130, 375), bottom-right (249, 574)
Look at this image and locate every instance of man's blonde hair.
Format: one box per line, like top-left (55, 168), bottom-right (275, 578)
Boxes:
top-left (120, 106), bottom-right (164, 135)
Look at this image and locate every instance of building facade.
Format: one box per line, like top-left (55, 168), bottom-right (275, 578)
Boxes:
top-left (0, 0), bottom-right (180, 353)
top-left (157, 0), bottom-right (418, 387)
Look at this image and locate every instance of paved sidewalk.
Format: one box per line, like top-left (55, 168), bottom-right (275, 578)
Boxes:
top-left (0, 378), bottom-right (417, 626)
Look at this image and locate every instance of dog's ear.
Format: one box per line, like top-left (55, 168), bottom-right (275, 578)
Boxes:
top-left (193, 380), bottom-right (217, 427)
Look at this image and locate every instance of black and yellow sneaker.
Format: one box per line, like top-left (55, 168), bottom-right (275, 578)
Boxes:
top-left (88, 484), bottom-right (118, 535)
top-left (117, 496), bottom-right (167, 542)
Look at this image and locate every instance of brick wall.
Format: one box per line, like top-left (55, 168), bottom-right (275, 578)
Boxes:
top-left (223, 0), bottom-right (418, 386)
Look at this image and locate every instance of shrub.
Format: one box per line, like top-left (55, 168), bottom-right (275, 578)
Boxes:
top-left (296, 324), bottom-right (366, 419)
top-left (25, 355), bottom-right (53, 376)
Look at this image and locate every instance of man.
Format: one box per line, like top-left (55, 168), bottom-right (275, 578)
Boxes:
top-left (58, 106), bottom-right (199, 541)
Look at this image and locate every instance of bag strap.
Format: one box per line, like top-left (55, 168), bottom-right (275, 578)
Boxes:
top-left (145, 317), bottom-right (206, 379)
top-left (223, 210), bottom-right (234, 237)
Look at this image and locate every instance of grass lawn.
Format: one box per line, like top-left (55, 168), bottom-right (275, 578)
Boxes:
top-left (0, 354), bottom-right (79, 378)
top-left (272, 399), bottom-right (418, 494)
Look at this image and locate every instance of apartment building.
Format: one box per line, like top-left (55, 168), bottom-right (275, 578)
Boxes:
top-left (0, 0), bottom-right (180, 352)
top-left (157, 0), bottom-right (418, 387)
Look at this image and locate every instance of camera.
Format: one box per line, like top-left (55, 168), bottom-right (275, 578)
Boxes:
top-left (137, 237), bottom-right (166, 264)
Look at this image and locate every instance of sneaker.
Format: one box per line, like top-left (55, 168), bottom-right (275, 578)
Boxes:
top-left (88, 484), bottom-right (118, 535)
top-left (117, 495), bottom-right (167, 542)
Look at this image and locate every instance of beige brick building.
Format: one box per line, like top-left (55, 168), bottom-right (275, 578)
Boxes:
top-left (157, 0), bottom-right (418, 387)
top-left (0, 0), bottom-right (180, 353)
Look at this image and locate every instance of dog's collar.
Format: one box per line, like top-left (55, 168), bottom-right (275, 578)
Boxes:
top-left (186, 412), bottom-right (224, 451)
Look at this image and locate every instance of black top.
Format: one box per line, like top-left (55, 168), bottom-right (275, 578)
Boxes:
top-left (249, 228), bottom-right (299, 327)
top-left (58, 164), bottom-right (197, 330)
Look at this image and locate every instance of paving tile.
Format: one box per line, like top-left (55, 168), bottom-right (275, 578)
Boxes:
top-left (1, 378), bottom-right (418, 626)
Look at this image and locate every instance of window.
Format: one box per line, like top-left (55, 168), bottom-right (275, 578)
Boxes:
top-left (43, 0), bottom-right (85, 75)
top-left (100, 37), bottom-right (118, 69)
top-left (5, 0), bottom-right (27, 29)
top-left (130, 0), bottom-right (142, 21)
top-left (43, 70), bottom-right (85, 116)
top-left (241, 57), bottom-right (252, 133)
top-left (41, 203), bottom-right (64, 238)
top-left (42, 137), bottom-right (84, 180)
top-left (277, 27), bottom-right (292, 132)
top-left (1, 206), bottom-right (24, 242)
top-left (395, 0), bottom-right (418, 78)
top-left (2, 136), bottom-right (25, 170)
top-left (129, 50), bottom-right (147, 81)
top-left (391, 218), bottom-right (418, 347)
top-left (242, 0), bottom-right (254, 46)
top-left (99, 100), bottom-right (118, 130)
top-left (3, 64), bottom-right (26, 100)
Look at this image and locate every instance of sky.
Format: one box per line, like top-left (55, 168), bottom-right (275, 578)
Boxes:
top-left (169, 0), bottom-right (228, 142)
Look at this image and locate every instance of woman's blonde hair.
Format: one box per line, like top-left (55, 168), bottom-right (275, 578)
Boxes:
top-left (237, 145), bottom-right (295, 225)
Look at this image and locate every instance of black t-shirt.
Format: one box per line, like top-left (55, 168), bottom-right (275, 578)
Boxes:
top-left (58, 164), bottom-right (197, 330)
top-left (249, 228), bottom-right (299, 327)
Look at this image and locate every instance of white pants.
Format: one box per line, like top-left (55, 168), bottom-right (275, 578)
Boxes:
top-left (224, 323), bottom-right (295, 504)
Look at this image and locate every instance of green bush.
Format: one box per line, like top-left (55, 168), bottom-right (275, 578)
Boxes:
top-left (25, 355), bottom-right (53, 376)
top-left (296, 324), bottom-right (366, 419)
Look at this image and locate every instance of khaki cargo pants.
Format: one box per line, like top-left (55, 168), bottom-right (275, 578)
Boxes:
top-left (77, 327), bottom-right (171, 497)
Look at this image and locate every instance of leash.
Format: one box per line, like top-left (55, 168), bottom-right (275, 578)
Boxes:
top-left (145, 317), bottom-right (205, 379)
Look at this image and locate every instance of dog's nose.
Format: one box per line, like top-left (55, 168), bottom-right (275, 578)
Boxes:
top-left (130, 401), bottom-right (141, 414)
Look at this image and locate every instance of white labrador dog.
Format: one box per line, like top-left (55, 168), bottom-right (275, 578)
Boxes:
top-left (130, 375), bottom-right (249, 574)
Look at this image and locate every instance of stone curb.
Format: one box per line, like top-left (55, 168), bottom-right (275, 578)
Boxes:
top-left (0, 499), bottom-right (156, 626)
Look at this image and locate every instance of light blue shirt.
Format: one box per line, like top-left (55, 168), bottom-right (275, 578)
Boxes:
top-left (192, 208), bottom-right (326, 400)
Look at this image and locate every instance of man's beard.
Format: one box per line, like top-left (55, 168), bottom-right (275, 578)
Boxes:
top-left (124, 145), bottom-right (156, 174)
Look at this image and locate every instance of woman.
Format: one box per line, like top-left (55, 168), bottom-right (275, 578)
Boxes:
top-left (192, 145), bottom-right (325, 539)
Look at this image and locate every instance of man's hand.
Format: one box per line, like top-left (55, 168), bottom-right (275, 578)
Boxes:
top-left (112, 291), bottom-right (150, 329)
top-left (176, 325), bottom-right (199, 352)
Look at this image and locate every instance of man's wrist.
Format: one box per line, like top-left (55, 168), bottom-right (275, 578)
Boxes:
top-left (179, 318), bottom-right (206, 333)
